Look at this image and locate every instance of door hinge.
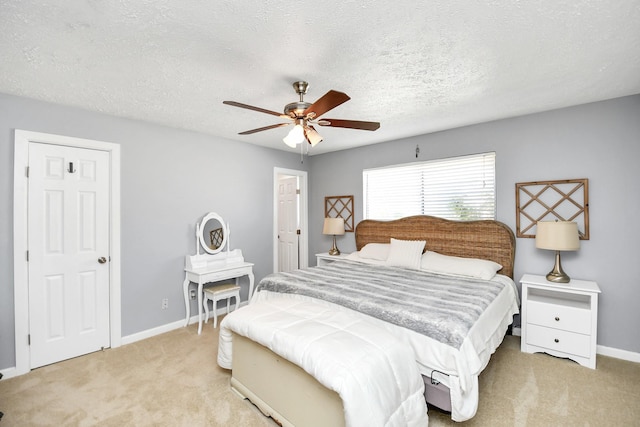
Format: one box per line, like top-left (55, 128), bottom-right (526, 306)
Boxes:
top-left (28, 334), bottom-right (31, 345)
top-left (296, 189), bottom-right (300, 195)
top-left (26, 250), bottom-right (29, 262)
top-left (26, 166), bottom-right (29, 178)
top-left (296, 229), bottom-right (301, 235)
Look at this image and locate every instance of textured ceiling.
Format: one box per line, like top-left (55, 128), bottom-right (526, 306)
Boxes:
top-left (1, 1), bottom-right (639, 155)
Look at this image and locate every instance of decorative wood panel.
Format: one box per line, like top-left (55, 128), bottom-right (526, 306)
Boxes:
top-left (516, 178), bottom-right (589, 239)
top-left (324, 195), bottom-right (354, 232)
top-left (209, 228), bottom-right (224, 249)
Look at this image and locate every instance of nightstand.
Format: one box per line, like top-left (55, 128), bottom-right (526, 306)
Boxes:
top-left (520, 274), bottom-right (600, 369)
top-left (316, 252), bottom-right (349, 266)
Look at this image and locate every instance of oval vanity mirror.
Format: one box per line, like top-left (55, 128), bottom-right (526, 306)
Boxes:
top-left (198, 212), bottom-right (227, 255)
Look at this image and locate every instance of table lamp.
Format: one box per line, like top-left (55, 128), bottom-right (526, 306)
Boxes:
top-left (323, 217), bottom-right (345, 255)
top-left (535, 220), bottom-right (580, 283)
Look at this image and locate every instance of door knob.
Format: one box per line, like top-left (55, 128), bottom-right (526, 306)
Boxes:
top-left (98, 257), bottom-right (107, 264)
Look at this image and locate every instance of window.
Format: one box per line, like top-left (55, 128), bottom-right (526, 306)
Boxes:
top-left (363, 152), bottom-right (496, 221)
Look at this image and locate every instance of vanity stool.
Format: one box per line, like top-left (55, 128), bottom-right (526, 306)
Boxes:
top-left (203, 283), bottom-right (241, 328)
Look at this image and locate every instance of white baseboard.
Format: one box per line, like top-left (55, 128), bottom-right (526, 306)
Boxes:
top-left (122, 301), bottom-right (249, 345)
top-left (0, 366), bottom-right (18, 380)
top-left (597, 344), bottom-right (640, 363)
top-left (510, 326), bottom-right (640, 363)
top-left (121, 318), bottom-right (187, 345)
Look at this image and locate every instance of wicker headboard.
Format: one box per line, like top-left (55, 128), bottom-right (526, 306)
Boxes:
top-left (355, 215), bottom-right (516, 279)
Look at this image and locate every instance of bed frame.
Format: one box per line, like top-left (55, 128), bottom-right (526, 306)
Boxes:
top-left (356, 215), bottom-right (515, 279)
top-left (230, 334), bottom-right (344, 427)
top-left (229, 215), bottom-right (516, 424)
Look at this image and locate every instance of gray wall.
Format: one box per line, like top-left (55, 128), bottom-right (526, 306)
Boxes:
top-left (0, 93), bottom-right (306, 369)
top-left (308, 94), bottom-right (640, 354)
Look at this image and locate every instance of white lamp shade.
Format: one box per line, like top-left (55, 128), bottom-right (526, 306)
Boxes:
top-left (283, 124), bottom-right (304, 148)
top-left (536, 221), bottom-right (580, 251)
top-left (323, 217), bottom-right (345, 235)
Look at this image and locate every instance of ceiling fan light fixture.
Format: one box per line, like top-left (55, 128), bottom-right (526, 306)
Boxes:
top-left (224, 81), bottom-right (380, 149)
top-left (283, 123), bottom-right (305, 147)
top-left (305, 126), bottom-right (323, 147)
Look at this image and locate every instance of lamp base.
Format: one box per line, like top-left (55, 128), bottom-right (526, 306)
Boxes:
top-left (546, 250), bottom-right (570, 283)
top-left (328, 235), bottom-right (340, 256)
top-left (546, 271), bottom-right (570, 283)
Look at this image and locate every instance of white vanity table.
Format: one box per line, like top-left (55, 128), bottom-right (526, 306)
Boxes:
top-left (182, 212), bottom-right (254, 334)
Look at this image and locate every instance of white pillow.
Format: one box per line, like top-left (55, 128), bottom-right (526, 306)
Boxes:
top-left (358, 243), bottom-right (390, 261)
top-left (420, 251), bottom-right (502, 280)
top-left (386, 238), bottom-right (426, 270)
top-left (344, 252), bottom-right (361, 261)
top-left (344, 251), bottom-right (389, 266)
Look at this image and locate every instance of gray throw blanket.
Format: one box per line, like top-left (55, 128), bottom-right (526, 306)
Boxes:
top-left (256, 260), bottom-right (506, 350)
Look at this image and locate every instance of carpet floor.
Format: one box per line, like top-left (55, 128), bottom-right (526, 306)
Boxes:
top-left (1, 321), bottom-right (639, 426)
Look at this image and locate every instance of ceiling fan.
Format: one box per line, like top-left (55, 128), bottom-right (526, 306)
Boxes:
top-left (223, 81), bottom-right (380, 148)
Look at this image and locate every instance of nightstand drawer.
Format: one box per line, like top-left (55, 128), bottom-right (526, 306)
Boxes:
top-left (526, 324), bottom-right (591, 358)
top-left (527, 295), bottom-right (591, 335)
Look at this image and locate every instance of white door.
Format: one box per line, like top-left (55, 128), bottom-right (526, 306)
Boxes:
top-left (277, 176), bottom-right (299, 272)
top-left (28, 143), bottom-right (111, 368)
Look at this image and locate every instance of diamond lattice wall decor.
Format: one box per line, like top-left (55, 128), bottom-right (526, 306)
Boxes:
top-left (324, 195), bottom-right (354, 232)
top-left (516, 179), bottom-right (589, 239)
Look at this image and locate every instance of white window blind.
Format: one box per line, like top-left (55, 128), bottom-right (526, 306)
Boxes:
top-left (363, 152), bottom-right (496, 221)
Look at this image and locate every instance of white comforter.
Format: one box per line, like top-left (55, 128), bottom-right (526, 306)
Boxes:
top-left (218, 298), bottom-right (429, 427)
top-left (251, 266), bottom-right (519, 422)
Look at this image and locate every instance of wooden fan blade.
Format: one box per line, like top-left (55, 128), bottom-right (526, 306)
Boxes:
top-left (303, 90), bottom-right (350, 118)
top-left (223, 100), bottom-right (290, 119)
top-left (319, 118), bottom-right (380, 131)
top-left (304, 125), bottom-right (323, 147)
top-left (238, 123), bottom-right (291, 135)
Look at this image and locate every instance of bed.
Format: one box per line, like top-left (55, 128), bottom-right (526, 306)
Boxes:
top-left (219, 215), bottom-right (519, 423)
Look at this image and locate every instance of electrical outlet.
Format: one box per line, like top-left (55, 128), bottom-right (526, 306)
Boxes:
top-left (162, 298), bottom-right (168, 309)
top-left (189, 289), bottom-right (196, 300)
